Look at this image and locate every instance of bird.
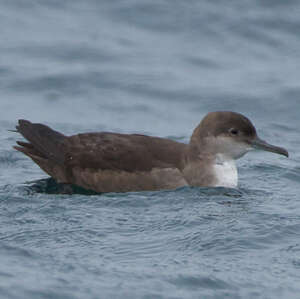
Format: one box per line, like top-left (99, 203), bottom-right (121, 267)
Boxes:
top-left (14, 111), bottom-right (288, 193)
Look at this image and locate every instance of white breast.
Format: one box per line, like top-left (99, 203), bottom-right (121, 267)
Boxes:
top-left (213, 155), bottom-right (238, 188)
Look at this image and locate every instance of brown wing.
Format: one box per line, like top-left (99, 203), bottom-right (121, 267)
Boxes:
top-left (64, 132), bottom-right (187, 173)
top-left (61, 133), bottom-right (188, 192)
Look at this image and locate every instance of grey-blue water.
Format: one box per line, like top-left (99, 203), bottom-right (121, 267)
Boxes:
top-left (0, 0), bottom-right (300, 298)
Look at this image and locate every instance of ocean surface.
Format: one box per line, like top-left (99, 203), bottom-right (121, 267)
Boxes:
top-left (1, 0), bottom-right (300, 298)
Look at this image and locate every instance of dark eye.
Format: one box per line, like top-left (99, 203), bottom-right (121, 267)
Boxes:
top-left (229, 128), bottom-right (239, 135)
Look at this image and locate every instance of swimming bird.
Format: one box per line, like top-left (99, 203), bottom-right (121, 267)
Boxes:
top-left (14, 111), bottom-right (288, 193)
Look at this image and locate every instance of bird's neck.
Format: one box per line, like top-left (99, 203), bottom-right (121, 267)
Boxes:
top-left (182, 140), bottom-right (238, 188)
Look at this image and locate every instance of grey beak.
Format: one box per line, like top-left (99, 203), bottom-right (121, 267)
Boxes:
top-left (251, 137), bottom-right (289, 157)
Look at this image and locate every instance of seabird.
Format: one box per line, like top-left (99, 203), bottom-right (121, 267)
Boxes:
top-left (14, 111), bottom-right (288, 193)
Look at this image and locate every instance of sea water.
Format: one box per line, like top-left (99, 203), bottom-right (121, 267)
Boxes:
top-left (0, 0), bottom-right (300, 298)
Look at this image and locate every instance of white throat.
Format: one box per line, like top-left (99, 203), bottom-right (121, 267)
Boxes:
top-left (213, 154), bottom-right (238, 188)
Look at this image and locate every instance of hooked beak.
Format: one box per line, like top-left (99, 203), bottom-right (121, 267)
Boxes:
top-left (251, 136), bottom-right (289, 157)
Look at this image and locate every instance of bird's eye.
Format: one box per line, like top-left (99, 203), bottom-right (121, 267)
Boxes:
top-left (229, 128), bottom-right (239, 135)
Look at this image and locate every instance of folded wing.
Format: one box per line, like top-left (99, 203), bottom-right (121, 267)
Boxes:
top-left (15, 120), bottom-right (188, 192)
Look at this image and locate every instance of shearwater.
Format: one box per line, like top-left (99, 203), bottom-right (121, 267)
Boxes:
top-left (14, 111), bottom-right (288, 193)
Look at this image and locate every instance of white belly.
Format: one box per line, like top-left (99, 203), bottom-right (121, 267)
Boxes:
top-left (213, 158), bottom-right (238, 188)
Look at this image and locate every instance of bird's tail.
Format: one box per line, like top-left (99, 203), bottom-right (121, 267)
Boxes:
top-left (14, 119), bottom-right (66, 164)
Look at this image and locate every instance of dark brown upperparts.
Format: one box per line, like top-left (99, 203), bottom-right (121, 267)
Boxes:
top-left (65, 133), bottom-right (187, 173)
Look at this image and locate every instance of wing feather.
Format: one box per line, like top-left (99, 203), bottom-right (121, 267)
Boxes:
top-left (64, 133), bottom-right (186, 173)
